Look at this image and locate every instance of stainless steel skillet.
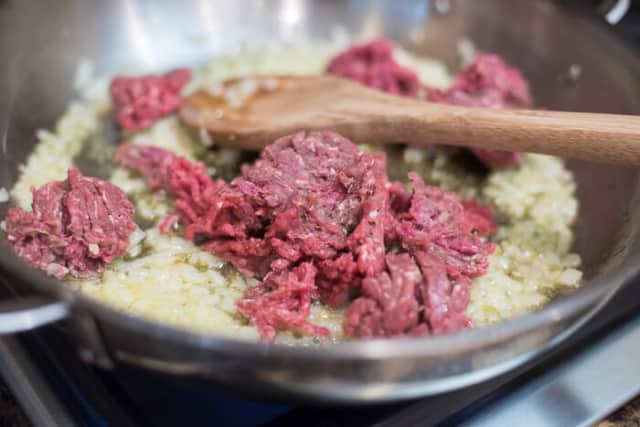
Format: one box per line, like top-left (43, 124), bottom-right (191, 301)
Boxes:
top-left (0, 0), bottom-right (639, 403)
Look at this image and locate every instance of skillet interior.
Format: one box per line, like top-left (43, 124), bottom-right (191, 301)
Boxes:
top-left (1, 0), bottom-right (640, 402)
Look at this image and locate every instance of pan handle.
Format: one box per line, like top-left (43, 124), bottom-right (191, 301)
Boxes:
top-left (0, 297), bottom-right (69, 334)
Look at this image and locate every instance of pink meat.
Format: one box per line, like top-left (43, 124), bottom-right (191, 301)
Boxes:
top-left (326, 38), bottom-right (422, 97)
top-left (431, 54), bottom-right (531, 109)
top-left (346, 172), bottom-right (494, 336)
top-left (394, 172), bottom-right (495, 275)
top-left (114, 144), bottom-right (177, 191)
top-left (237, 262), bottom-right (330, 341)
top-left (389, 173), bottom-right (494, 332)
top-left (173, 157), bottom-right (268, 276)
top-left (110, 69), bottom-right (191, 132)
top-left (115, 132), bottom-right (388, 339)
top-left (5, 168), bottom-right (136, 279)
top-left (344, 253), bottom-right (421, 338)
top-left (116, 132), bottom-right (496, 341)
top-left (414, 251), bottom-right (473, 334)
top-left (462, 199), bottom-right (497, 237)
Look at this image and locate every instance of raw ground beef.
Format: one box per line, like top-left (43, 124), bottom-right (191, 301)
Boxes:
top-left (428, 54), bottom-right (531, 109)
top-left (117, 131), bottom-right (496, 341)
top-left (110, 69), bottom-right (191, 132)
top-left (392, 173), bottom-right (495, 332)
top-left (327, 41), bottom-right (532, 170)
top-left (114, 144), bottom-right (176, 191)
top-left (237, 262), bottom-right (330, 341)
top-left (345, 173), bottom-right (495, 337)
top-left (326, 38), bottom-right (422, 97)
top-left (5, 167), bottom-right (136, 279)
top-left (344, 253), bottom-right (422, 337)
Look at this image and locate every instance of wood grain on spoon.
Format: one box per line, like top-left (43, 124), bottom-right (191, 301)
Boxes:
top-left (179, 75), bottom-right (640, 164)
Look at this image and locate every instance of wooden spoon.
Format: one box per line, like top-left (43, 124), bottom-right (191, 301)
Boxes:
top-left (179, 75), bottom-right (640, 164)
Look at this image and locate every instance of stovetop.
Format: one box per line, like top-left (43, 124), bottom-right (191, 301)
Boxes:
top-left (2, 3), bottom-right (640, 427)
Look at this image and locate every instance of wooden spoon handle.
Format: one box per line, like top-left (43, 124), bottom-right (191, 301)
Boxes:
top-left (330, 91), bottom-right (640, 164)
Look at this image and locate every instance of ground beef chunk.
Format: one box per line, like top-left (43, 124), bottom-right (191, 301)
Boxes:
top-left (114, 143), bottom-right (269, 275)
top-left (414, 251), bottom-right (472, 334)
top-left (110, 68), bottom-right (191, 132)
top-left (114, 144), bottom-right (177, 191)
top-left (430, 54), bottom-right (531, 109)
top-left (172, 157), bottom-right (268, 277)
top-left (344, 253), bottom-right (421, 338)
top-left (237, 262), bottom-right (330, 341)
top-left (346, 173), bottom-right (494, 336)
top-left (116, 132), bottom-right (495, 341)
top-left (390, 173), bottom-right (494, 333)
top-left (395, 172), bottom-right (494, 270)
top-left (461, 199), bottom-right (497, 237)
top-left (5, 168), bottom-right (135, 279)
top-left (224, 131), bottom-right (387, 306)
top-left (326, 38), bottom-right (422, 97)
top-left (427, 54), bottom-right (532, 169)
